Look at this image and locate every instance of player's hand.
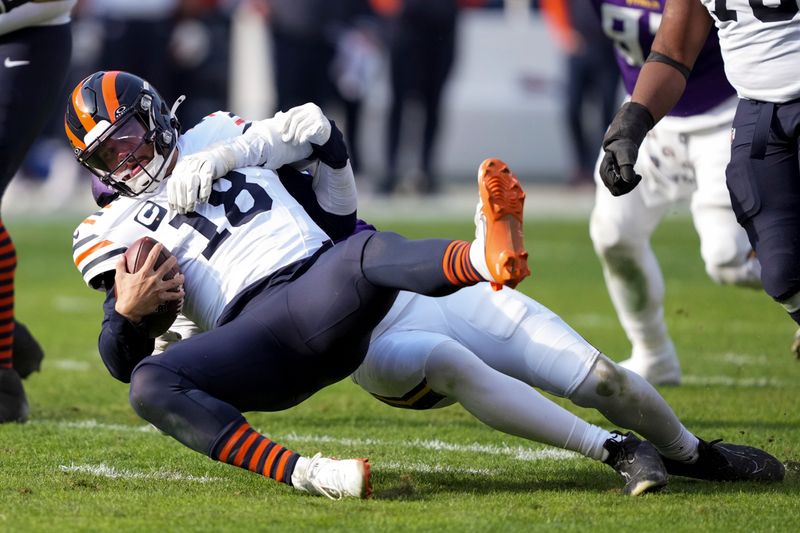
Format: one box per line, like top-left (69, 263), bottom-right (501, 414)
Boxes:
top-left (278, 103), bottom-right (332, 146)
top-left (114, 245), bottom-right (185, 324)
top-left (167, 155), bottom-right (215, 214)
top-left (599, 102), bottom-right (655, 196)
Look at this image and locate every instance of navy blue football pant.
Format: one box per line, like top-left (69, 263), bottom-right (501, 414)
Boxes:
top-left (727, 98), bottom-right (800, 322)
top-left (129, 231), bottom-right (460, 455)
top-left (0, 24), bottom-right (71, 368)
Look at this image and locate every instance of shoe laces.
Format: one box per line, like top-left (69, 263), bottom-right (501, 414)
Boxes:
top-left (305, 453), bottom-right (346, 500)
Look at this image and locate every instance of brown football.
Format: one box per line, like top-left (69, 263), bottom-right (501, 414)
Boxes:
top-left (123, 236), bottom-right (182, 338)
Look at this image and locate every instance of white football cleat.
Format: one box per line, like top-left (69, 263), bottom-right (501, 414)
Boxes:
top-left (291, 453), bottom-right (371, 500)
top-left (619, 340), bottom-right (681, 386)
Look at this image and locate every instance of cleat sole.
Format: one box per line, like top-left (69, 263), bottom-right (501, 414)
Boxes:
top-left (478, 158), bottom-right (530, 288)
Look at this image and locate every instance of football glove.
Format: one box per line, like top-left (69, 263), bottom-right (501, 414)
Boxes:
top-left (599, 102), bottom-right (655, 196)
top-left (167, 154), bottom-right (220, 214)
top-left (278, 103), bottom-right (332, 147)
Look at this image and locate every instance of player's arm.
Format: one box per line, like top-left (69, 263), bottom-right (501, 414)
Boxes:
top-left (97, 251), bottom-right (185, 383)
top-left (631, 0), bottom-right (713, 120)
top-left (168, 103), bottom-right (357, 217)
top-left (599, 0), bottom-right (712, 196)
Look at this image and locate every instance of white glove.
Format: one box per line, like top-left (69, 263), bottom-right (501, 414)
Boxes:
top-left (167, 154), bottom-right (218, 214)
top-left (278, 103), bottom-right (332, 146)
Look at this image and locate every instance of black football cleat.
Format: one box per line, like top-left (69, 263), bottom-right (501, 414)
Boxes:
top-left (12, 321), bottom-right (44, 379)
top-left (661, 438), bottom-right (785, 482)
top-left (0, 367), bottom-right (29, 423)
top-left (604, 431), bottom-right (668, 496)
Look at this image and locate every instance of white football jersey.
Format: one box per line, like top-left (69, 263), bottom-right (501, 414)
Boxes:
top-left (0, 1), bottom-right (75, 36)
top-left (701, 0), bottom-right (800, 102)
top-left (72, 115), bottom-right (330, 331)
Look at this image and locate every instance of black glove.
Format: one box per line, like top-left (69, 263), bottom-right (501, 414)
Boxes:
top-left (311, 120), bottom-right (349, 169)
top-left (599, 102), bottom-right (655, 196)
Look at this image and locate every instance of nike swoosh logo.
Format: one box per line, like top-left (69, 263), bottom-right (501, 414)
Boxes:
top-left (4, 58), bottom-right (30, 68)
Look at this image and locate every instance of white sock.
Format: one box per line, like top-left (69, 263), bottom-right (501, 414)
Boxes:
top-left (655, 430), bottom-right (700, 463)
top-left (469, 202), bottom-right (492, 281)
top-left (290, 456), bottom-right (311, 488)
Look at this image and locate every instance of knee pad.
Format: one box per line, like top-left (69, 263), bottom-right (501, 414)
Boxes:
top-left (128, 361), bottom-right (178, 421)
top-left (762, 258), bottom-right (800, 302)
top-left (424, 340), bottom-right (482, 396)
top-left (702, 239), bottom-right (761, 287)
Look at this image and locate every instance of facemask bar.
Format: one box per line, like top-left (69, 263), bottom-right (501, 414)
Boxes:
top-left (77, 92), bottom-right (176, 197)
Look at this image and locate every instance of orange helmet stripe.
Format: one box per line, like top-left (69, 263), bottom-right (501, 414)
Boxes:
top-left (102, 71), bottom-right (121, 122)
top-left (71, 81), bottom-right (97, 134)
top-left (64, 117), bottom-right (86, 150)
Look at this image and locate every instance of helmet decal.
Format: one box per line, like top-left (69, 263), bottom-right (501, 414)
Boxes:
top-left (101, 71), bottom-right (121, 122)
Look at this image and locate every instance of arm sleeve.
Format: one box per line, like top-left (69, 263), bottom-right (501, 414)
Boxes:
top-left (98, 282), bottom-right (155, 383)
top-left (278, 166), bottom-right (356, 241)
top-left (203, 117), bottom-right (314, 175)
top-left (308, 121), bottom-right (358, 215)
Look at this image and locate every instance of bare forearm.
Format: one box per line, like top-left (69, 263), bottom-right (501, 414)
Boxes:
top-left (631, 0), bottom-right (713, 121)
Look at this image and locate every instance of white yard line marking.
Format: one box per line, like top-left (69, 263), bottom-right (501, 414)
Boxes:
top-left (681, 375), bottom-right (790, 387)
top-left (380, 461), bottom-right (497, 476)
top-left (35, 420), bottom-right (579, 462)
top-left (274, 432), bottom-right (580, 462)
top-left (59, 463), bottom-right (221, 483)
top-left (50, 359), bottom-right (91, 371)
top-left (720, 353), bottom-right (769, 366)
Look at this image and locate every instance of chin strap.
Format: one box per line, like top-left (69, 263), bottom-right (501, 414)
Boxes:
top-left (170, 95), bottom-right (186, 118)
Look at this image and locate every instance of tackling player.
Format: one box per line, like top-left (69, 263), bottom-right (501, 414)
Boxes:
top-left (588, 0), bottom-right (762, 385)
top-left (0, 0), bottom-right (75, 422)
top-left (66, 70), bottom-right (531, 500)
top-left (149, 104), bottom-right (785, 496)
top-left (598, 1), bottom-right (800, 358)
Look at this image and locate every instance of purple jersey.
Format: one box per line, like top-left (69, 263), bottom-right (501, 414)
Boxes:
top-left (592, 0), bottom-right (735, 116)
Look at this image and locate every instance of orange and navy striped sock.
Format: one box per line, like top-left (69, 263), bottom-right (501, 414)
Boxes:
top-left (212, 420), bottom-right (300, 485)
top-left (0, 220), bottom-right (16, 370)
top-left (442, 240), bottom-right (483, 287)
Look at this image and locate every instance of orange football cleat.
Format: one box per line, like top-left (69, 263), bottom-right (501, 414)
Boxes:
top-left (476, 158), bottom-right (530, 290)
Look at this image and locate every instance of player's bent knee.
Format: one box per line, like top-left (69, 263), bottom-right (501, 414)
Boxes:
top-left (762, 261), bottom-right (800, 303)
top-left (128, 362), bottom-right (178, 421)
top-left (569, 354), bottom-right (628, 406)
top-left (424, 341), bottom-right (485, 397)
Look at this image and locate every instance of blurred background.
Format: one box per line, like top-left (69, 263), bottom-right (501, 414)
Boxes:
top-left (5, 0), bottom-right (621, 217)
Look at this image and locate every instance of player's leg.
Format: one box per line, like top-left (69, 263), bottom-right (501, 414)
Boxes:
top-left (689, 113), bottom-right (761, 288)
top-left (363, 158), bottom-right (530, 293)
top-left (412, 284), bottom-right (694, 462)
top-left (0, 24), bottom-right (71, 423)
top-left (728, 100), bottom-right (800, 328)
top-left (590, 148), bottom-right (678, 385)
top-left (130, 309), bottom-right (372, 499)
top-left (356, 325), bottom-right (666, 495)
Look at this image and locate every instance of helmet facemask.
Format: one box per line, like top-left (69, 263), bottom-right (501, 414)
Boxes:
top-left (78, 91), bottom-right (177, 197)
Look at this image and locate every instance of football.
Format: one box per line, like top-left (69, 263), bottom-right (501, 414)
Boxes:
top-left (123, 236), bottom-right (182, 338)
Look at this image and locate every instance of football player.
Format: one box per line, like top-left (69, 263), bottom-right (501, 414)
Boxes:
top-left (67, 70), bottom-right (531, 499)
top-left (0, 0), bottom-right (76, 422)
top-left (588, 0), bottom-right (762, 386)
top-left (598, 2), bottom-right (800, 360)
top-left (149, 105), bottom-right (785, 495)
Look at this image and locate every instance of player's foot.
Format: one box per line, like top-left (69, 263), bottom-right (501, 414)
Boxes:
top-left (619, 340), bottom-right (681, 386)
top-left (604, 431), bottom-right (668, 496)
top-left (0, 367), bottom-right (29, 423)
top-left (292, 453), bottom-right (371, 499)
top-left (660, 438), bottom-right (785, 482)
top-left (791, 328), bottom-right (800, 360)
top-left (12, 321), bottom-right (44, 379)
top-left (470, 158), bottom-right (529, 290)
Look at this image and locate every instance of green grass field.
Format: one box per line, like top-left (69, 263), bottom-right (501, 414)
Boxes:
top-left (1, 215), bottom-right (798, 532)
